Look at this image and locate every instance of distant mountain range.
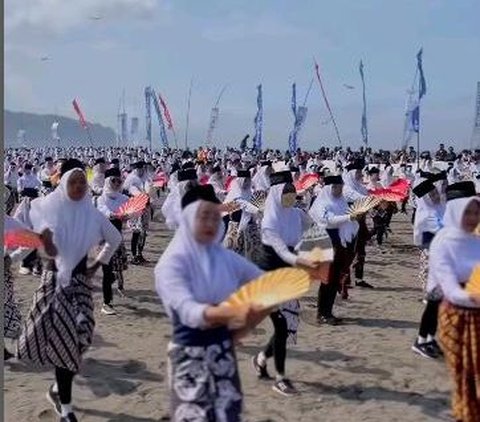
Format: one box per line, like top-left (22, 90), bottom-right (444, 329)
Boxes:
top-left (4, 110), bottom-right (117, 146)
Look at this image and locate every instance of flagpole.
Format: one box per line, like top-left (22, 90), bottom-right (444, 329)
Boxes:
top-left (184, 78), bottom-right (193, 149)
top-left (303, 77), bottom-right (314, 107)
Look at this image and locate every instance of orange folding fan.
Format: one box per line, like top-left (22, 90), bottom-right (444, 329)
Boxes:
top-left (114, 193), bottom-right (149, 218)
top-left (4, 229), bottom-right (43, 250)
top-left (222, 268), bottom-right (311, 309)
top-left (465, 265), bottom-right (480, 295)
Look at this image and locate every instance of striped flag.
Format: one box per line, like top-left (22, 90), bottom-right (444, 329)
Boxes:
top-left (72, 99), bottom-right (87, 128)
top-left (253, 84), bottom-right (263, 151)
top-left (359, 60), bottom-right (368, 145)
top-left (159, 94), bottom-right (174, 130)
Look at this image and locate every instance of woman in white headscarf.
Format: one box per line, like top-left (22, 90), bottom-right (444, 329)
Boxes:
top-left (155, 184), bottom-right (265, 422)
top-left (96, 168), bottom-right (129, 315)
top-left (310, 175), bottom-right (360, 318)
top-left (252, 171), bottom-right (319, 397)
top-left (208, 165), bottom-right (227, 202)
top-left (124, 161), bottom-right (150, 265)
top-left (17, 159), bottom-right (121, 422)
top-left (427, 182), bottom-right (480, 422)
top-left (222, 169), bottom-right (261, 260)
top-left (251, 161), bottom-right (273, 193)
top-left (343, 160), bottom-right (374, 288)
top-left (161, 167), bottom-right (198, 230)
top-left (410, 178), bottom-right (446, 360)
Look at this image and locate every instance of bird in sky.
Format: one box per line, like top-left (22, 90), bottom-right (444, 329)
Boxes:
top-left (89, 15), bottom-right (103, 21)
top-left (40, 56), bottom-right (50, 61)
top-left (343, 84), bottom-right (355, 90)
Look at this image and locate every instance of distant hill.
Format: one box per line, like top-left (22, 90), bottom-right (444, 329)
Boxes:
top-left (4, 110), bottom-right (117, 146)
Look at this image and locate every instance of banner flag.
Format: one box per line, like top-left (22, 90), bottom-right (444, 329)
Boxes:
top-left (72, 99), bottom-right (87, 128)
top-left (253, 84), bottom-right (263, 151)
top-left (359, 60), bottom-right (368, 145)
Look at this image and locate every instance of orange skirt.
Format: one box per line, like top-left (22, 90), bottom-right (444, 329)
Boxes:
top-left (438, 301), bottom-right (480, 422)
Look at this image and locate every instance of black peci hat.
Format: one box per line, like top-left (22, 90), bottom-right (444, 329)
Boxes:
top-left (178, 168), bottom-right (198, 182)
top-left (182, 161), bottom-right (195, 170)
top-left (260, 160), bottom-right (272, 167)
top-left (132, 161), bottom-right (146, 169)
top-left (412, 180), bottom-right (436, 198)
top-left (105, 168), bottom-right (122, 179)
top-left (345, 159), bottom-right (365, 172)
top-left (270, 171), bottom-right (293, 186)
top-left (368, 167), bottom-right (380, 175)
top-left (181, 184), bottom-right (220, 209)
top-left (94, 157), bottom-right (106, 165)
top-left (445, 181), bottom-right (477, 201)
top-left (60, 158), bottom-right (85, 177)
top-left (324, 175), bottom-right (343, 185)
top-left (237, 169), bottom-right (251, 178)
top-left (212, 165), bottom-right (222, 174)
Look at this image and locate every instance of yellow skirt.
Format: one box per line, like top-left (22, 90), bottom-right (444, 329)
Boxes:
top-left (438, 301), bottom-right (480, 422)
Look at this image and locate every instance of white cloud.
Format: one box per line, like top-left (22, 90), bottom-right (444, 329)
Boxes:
top-left (202, 13), bottom-right (308, 43)
top-left (5, 0), bottom-right (159, 37)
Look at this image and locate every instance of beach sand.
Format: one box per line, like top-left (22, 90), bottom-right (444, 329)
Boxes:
top-left (4, 213), bottom-right (452, 421)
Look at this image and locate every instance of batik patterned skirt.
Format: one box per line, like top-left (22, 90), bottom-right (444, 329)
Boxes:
top-left (223, 221), bottom-right (260, 262)
top-left (4, 256), bottom-right (22, 339)
top-left (418, 248), bottom-right (429, 293)
top-left (17, 265), bottom-right (95, 373)
top-left (438, 302), bottom-right (480, 422)
top-left (167, 339), bottom-right (242, 422)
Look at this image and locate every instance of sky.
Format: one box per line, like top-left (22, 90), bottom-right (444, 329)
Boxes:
top-left (5, 0), bottom-right (480, 151)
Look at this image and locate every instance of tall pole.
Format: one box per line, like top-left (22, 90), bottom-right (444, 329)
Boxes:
top-left (184, 78), bottom-right (193, 149)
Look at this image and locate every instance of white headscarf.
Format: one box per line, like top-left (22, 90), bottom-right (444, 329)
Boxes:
top-left (156, 200), bottom-right (255, 321)
top-left (412, 189), bottom-right (445, 246)
top-left (261, 183), bottom-right (303, 247)
top-left (224, 177), bottom-right (251, 203)
top-left (30, 169), bottom-right (107, 287)
top-left (97, 176), bottom-right (129, 214)
top-left (252, 165), bottom-right (271, 192)
top-left (427, 197), bottom-right (480, 307)
top-left (309, 185), bottom-right (359, 247)
top-left (343, 170), bottom-right (369, 202)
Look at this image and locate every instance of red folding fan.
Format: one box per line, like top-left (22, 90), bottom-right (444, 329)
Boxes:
top-left (295, 173), bottom-right (319, 193)
top-left (4, 229), bottom-right (43, 250)
top-left (114, 193), bottom-right (149, 218)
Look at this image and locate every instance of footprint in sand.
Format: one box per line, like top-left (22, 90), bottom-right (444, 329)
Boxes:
top-left (37, 408), bottom-right (56, 421)
top-left (122, 360), bottom-right (146, 374)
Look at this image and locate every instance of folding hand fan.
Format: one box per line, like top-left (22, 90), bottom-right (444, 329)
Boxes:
top-left (219, 201), bottom-right (241, 214)
top-left (348, 196), bottom-right (382, 216)
top-left (250, 191), bottom-right (267, 211)
top-left (296, 224), bottom-right (334, 263)
top-left (114, 193), bottom-right (149, 218)
top-left (295, 173), bottom-right (320, 193)
top-left (4, 229), bottom-right (43, 250)
top-left (465, 265), bottom-right (480, 295)
top-left (222, 268), bottom-right (311, 309)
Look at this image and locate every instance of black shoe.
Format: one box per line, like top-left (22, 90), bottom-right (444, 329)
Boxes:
top-left (272, 378), bottom-right (298, 396)
top-left (317, 315), bottom-right (342, 326)
top-left (355, 280), bottom-right (374, 289)
top-left (251, 355), bottom-right (272, 380)
top-left (131, 256), bottom-right (142, 265)
top-left (138, 255), bottom-right (148, 264)
top-left (411, 341), bottom-right (438, 359)
top-left (46, 384), bottom-right (62, 416)
top-left (60, 413), bottom-right (78, 422)
top-left (429, 339), bottom-right (443, 356)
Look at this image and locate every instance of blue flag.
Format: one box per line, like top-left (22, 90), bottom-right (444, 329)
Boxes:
top-left (151, 87), bottom-right (169, 148)
top-left (417, 48), bottom-right (427, 99)
top-left (288, 83), bottom-right (308, 154)
top-left (359, 60), bottom-right (368, 145)
top-left (253, 84), bottom-right (263, 151)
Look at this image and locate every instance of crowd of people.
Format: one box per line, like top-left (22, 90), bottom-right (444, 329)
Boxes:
top-left (3, 143), bottom-right (480, 422)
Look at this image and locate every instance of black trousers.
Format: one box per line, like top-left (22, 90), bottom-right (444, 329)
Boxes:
top-left (418, 300), bottom-right (440, 338)
top-left (55, 366), bottom-right (75, 404)
top-left (352, 220), bottom-right (369, 280)
top-left (318, 241), bottom-right (355, 317)
top-left (102, 263), bottom-right (114, 305)
top-left (22, 250), bottom-right (40, 270)
top-left (263, 311), bottom-right (288, 376)
top-left (131, 231), bottom-right (146, 257)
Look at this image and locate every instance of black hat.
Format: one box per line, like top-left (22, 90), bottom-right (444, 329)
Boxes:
top-left (212, 165), bottom-right (222, 174)
top-left (170, 162), bottom-right (181, 175)
top-left (345, 159), bottom-right (365, 172)
top-left (237, 169), bottom-right (251, 178)
top-left (270, 171), bottom-right (293, 186)
top-left (446, 181), bottom-right (477, 201)
top-left (94, 158), bottom-right (106, 165)
top-left (429, 171), bottom-right (447, 183)
top-left (368, 167), bottom-right (380, 175)
top-left (324, 175), bottom-right (343, 185)
top-left (178, 168), bottom-right (198, 182)
top-left (182, 161), bottom-right (195, 170)
top-left (105, 168), bottom-right (121, 179)
top-left (181, 184), bottom-right (220, 209)
top-left (60, 158), bottom-right (85, 177)
top-left (412, 180), bottom-right (436, 198)
top-left (132, 161), bottom-right (146, 169)
top-left (111, 158), bottom-right (120, 165)
top-left (260, 160), bottom-right (272, 167)
top-left (290, 166), bottom-right (300, 173)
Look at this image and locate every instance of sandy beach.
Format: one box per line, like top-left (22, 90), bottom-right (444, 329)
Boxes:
top-left (4, 213), bottom-right (452, 422)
